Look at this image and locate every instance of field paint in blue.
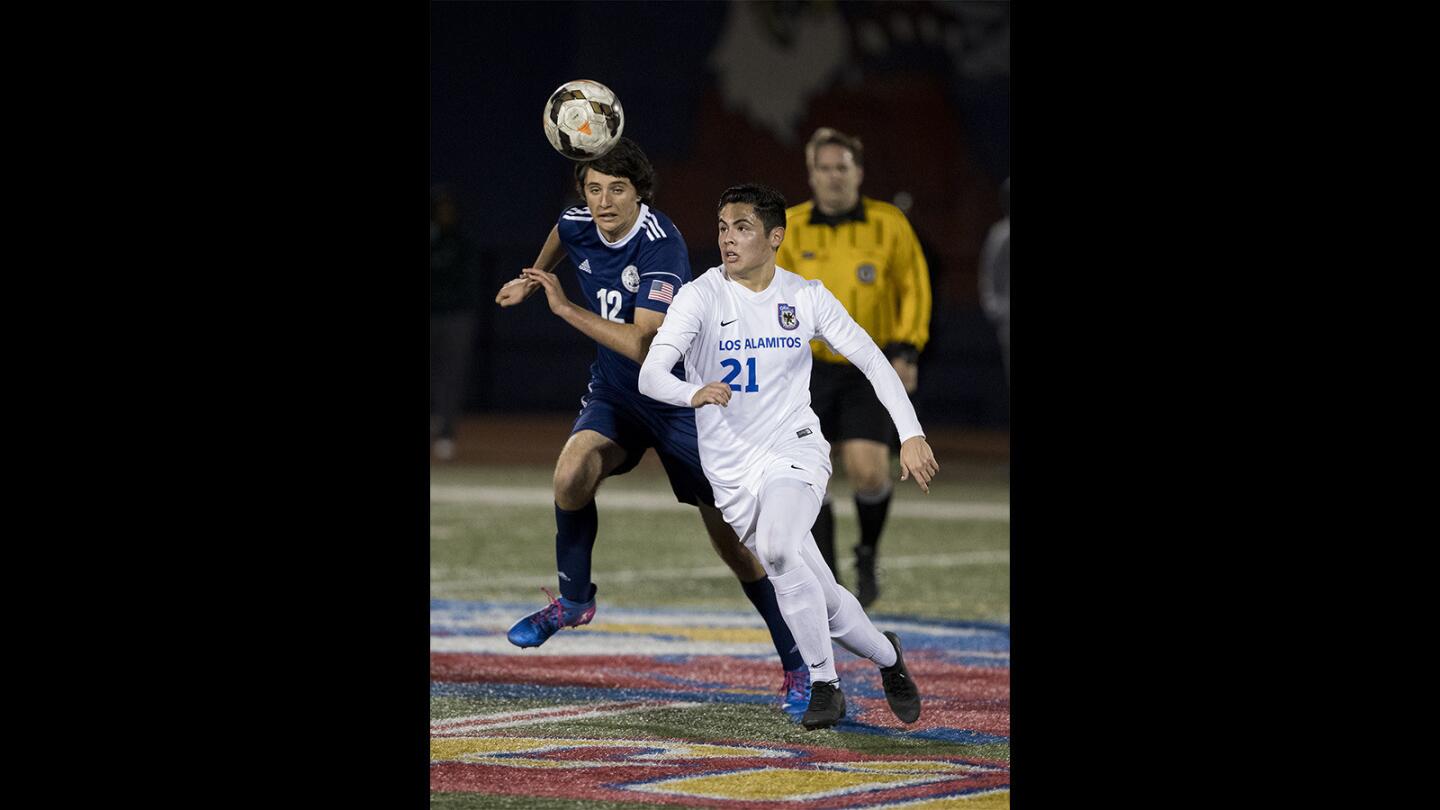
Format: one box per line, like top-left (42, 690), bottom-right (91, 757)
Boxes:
top-left (910, 727), bottom-right (1009, 746)
top-left (431, 681), bottom-right (778, 707)
top-left (432, 600), bottom-right (1010, 659)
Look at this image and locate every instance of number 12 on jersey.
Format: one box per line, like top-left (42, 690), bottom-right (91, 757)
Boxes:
top-left (596, 288), bottom-right (624, 323)
top-left (720, 357), bottom-right (759, 392)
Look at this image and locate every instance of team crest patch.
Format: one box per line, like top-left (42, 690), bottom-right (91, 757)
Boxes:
top-left (856, 263), bottom-right (877, 284)
top-left (778, 303), bottom-right (798, 330)
top-left (622, 265), bottom-right (640, 292)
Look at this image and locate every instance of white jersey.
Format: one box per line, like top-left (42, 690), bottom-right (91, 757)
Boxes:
top-left (641, 265), bottom-right (924, 494)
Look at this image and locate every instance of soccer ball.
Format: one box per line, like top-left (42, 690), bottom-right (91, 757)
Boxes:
top-left (542, 79), bottom-right (625, 161)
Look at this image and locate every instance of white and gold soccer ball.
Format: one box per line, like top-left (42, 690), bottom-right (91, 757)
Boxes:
top-left (542, 79), bottom-right (625, 161)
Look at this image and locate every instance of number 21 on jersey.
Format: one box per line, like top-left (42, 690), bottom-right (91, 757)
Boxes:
top-left (721, 357), bottom-right (759, 392)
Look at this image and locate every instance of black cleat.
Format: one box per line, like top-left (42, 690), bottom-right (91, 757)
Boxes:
top-left (800, 679), bottom-right (847, 730)
top-left (856, 545), bottom-right (880, 608)
top-left (880, 631), bottom-right (921, 723)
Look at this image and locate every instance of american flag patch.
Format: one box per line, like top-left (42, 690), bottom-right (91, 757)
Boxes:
top-left (646, 280), bottom-right (674, 303)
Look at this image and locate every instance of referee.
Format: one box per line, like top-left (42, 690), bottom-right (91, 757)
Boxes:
top-left (776, 127), bottom-right (932, 608)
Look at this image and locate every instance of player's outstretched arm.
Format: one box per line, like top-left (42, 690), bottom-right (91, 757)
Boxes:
top-left (496, 226), bottom-right (566, 307)
top-left (521, 267), bottom-right (660, 363)
top-left (898, 435), bottom-right (939, 494)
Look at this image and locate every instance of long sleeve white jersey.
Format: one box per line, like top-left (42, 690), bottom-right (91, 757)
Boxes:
top-left (639, 265), bottom-right (924, 494)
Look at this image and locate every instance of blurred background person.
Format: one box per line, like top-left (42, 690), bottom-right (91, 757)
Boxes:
top-left (430, 184), bottom-right (484, 461)
top-left (775, 127), bottom-right (933, 608)
top-left (979, 177), bottom-right (1010, 385)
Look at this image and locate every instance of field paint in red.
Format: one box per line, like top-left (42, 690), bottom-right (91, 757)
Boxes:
top-left (431, 652), bottom-right (1008, 735)
top-left (431, 737), bottom-right (1007, 808)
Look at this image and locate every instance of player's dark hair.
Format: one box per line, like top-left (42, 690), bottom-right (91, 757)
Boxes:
top-left (574, 137), bottom-right (657, 203)
top-left (805, 127), bottom-right (864, 168)
top-left (717, 183), bottom-right (788, 234)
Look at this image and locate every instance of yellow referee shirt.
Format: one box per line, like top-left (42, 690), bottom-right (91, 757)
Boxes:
top-left (776, 197), bottom-right (932, 366)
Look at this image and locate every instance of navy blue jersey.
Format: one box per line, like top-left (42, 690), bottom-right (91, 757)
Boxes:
top-left (557, 203), bottom-right (690, 393)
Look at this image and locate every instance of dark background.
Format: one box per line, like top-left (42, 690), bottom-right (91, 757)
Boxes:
top-left (431, 0), bottom-right (1011, 429)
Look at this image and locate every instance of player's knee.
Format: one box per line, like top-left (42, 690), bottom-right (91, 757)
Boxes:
top-left (552, 462), bottom-right (599, 510)
top-left (756, 536), bottom-right (799, 577)
top-left (854, 481), bottom-right (891, 500)
top-left (844, 456), bottom-right (889, 495)
top-left (852, 469), bottom-right (892, 497)
top-left (760, 553), bottom-right (791, 578)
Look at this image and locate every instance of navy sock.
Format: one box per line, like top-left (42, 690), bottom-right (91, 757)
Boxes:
top-left (741, 576), bottom-right (806, 672)
top-left (554, 500), bottom-right (599, 602)
top-left (812, 500), bottom-right (837, 578)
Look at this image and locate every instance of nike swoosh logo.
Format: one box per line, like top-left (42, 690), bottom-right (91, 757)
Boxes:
top-left (810, 658), bottom-right (827, 668)
top-left (721, 319), bottom-right (737, 327)
top-left (790, 465), bottom-right (805, 470)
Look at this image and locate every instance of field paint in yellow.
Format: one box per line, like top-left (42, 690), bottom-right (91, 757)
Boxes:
top-left (626, 766), bottom-right (962, 802)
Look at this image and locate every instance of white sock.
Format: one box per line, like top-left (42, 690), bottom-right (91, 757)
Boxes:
top-left (756, 476), bottom-right (839, 684)
top-left (801, 534), bottom-right (897, 668)
top-left (767, 566), bottom-right (839, 683)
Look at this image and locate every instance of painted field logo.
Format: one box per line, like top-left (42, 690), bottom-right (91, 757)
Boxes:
top-left (431, 735), bottom-right (1008, 806)
top-left (429, 602), bottom-right (1011, 807)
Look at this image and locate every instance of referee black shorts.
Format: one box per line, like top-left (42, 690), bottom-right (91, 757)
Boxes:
top-left (809, 359), bottom-right (896, 446)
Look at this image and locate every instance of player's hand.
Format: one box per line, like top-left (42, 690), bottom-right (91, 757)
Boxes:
top-left (496, 275), bottom-right (539, 307)
top-left (690, 382), bottom-right (732, 409)
top-left (892, 357), bottom-right (919, 394)
top-left (521, 268), bottom-right (573, 316)
top-left (898, 436), bottom-right (939, 494)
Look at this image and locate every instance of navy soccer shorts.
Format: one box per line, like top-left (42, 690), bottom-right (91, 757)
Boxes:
top-left (571, 380), bottom-right (716, 508)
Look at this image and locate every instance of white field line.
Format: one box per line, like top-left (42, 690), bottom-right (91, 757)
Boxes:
top-left (431, 549), bottom-right (1009, 591)
top-left (431, 485), bottom-right (1009, 522)
top-left (432, 701), bottom-right (701, 733)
